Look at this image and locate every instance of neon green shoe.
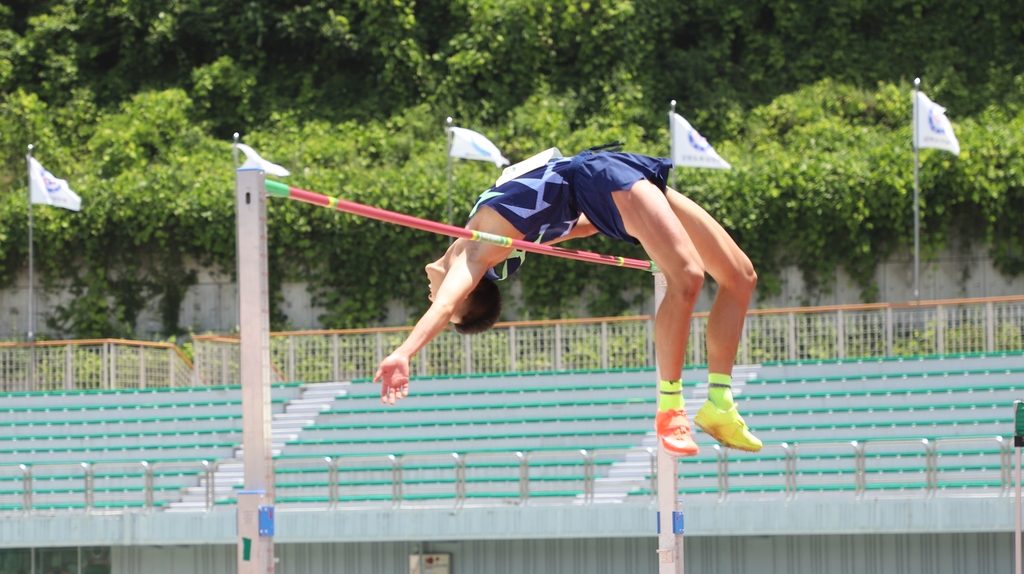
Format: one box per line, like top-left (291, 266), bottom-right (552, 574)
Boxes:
top-left (693, 401), bottom-right (762, 452)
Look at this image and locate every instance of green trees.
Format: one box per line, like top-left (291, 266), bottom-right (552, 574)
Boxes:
top-left (0, 1), bottom-right (1021, 337)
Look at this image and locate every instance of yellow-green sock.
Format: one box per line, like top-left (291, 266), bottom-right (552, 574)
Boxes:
top-left (658, 380), bottom-right (683, 412)
top-left (708, 373), bottom-right (734, 410)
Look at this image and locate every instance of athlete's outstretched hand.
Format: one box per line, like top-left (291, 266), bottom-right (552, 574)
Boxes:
top-left (374, 352), bottom-right (410, 406)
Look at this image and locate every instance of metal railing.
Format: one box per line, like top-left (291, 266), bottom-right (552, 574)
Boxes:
top-left (0, 460), bottom-right (211, 512)
top-left (0, 437), bottom-right (1012, 514)
top-left (193, 295), bottom-right (1024, 386)
top-left (0, 339), bottom-right (194, 393)
top-left (3, 295), bottom-right (1022, 390)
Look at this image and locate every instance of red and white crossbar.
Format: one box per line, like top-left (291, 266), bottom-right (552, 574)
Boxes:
top-left (264, 180), bottom-right (655, 272)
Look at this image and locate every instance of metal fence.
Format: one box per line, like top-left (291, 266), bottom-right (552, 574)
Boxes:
top-left (3, 296), bottom-right (1022, 391)
top-left (193, 295), bottom-right (1024, 386)
top-left (0, 436), bottom-right (1011, 514)
top-left (0, 340), bottom-right (194, 393)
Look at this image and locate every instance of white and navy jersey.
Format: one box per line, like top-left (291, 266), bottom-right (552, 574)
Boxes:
top-left (469, 158), bottom-right (580, 281)
top-left (469, 151), bottom-right (673, 281)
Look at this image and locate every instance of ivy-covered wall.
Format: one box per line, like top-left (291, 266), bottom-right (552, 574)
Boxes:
top-left (0, 1), bottom-right (1022, 338)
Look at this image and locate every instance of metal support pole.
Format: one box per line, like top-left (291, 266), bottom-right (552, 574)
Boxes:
top-left (65, 344), bottom-right (74, 391)
top-left (600, 321), bottom-right (609, 370)
top-left (138, 346), bottom-right (146, 390)
top-left (554, 323), bottom-right (563, 371)
top-left (109, 344), bottom-right (117, 390)
top-left (168, 347), bottom-right (176, 388)
top-left (331, 334), bottom-right (340, 382)
top-left (653, 272), bottom-right (683, 573)
top-left (287, 335), bottom-right (295, 382)
top-left (26, 145), bottom-right (35, 391)
top-left (20, 464), bottom-right (30, 513)
top-left (669, 101), bottom-right (677, 190)
top-left (509, 325), bottom-right (517, 373)
top-left (446, 117), bottom-right (454, 244)
top-left (836, 310), bottom-right (845, 360)
top-left (517, 451), bottom-right (529, 504)
top-left (82, 463), bottom-right (92, 513)
top-left (913, 78), bottom-right (921, 305)
top-left (236, 166), bottom-right (275, 573)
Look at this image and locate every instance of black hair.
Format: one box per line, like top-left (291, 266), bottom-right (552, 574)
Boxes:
top-left (453, 278), bottom-right (502, 335)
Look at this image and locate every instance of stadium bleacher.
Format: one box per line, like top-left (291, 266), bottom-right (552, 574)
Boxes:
top-left (0, 384), bottom-right (302, 511)
top-left (0, 351), bottom-right (1018, 512)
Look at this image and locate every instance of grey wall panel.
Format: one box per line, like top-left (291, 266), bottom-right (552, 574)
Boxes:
top-left (113, 534), bottom-right (1011, 574)
top-left (1, 497), bottom-right (1014, 549)
top-left (112, 544), bottom-right (235, 574)
top-left (275, 539), bottom-right (659, 574)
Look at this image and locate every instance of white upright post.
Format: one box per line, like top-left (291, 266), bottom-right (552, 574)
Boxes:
top-left (654, 272), bottom-right (684, 573)
top-left (1016, 443), bottom-right (1021, 574)
top-left (1015, 400), bottom-right (1022, 574)
top-left (235, 167), bottom-right (275, 574)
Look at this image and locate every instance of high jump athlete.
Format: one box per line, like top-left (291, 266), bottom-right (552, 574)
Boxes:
top-left (373, 147), bottom-right (761, 456)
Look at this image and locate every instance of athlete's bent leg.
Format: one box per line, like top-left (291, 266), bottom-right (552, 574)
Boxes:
top-left (664, 188), bottom-right (761, 452)
top-left (612, 180), bottom-right (704, 457)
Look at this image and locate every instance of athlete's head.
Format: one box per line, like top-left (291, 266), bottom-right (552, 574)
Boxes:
top-left (452, 278), bottom-right (501, 334)
top-left (425, 252), bottom-right (502, 334)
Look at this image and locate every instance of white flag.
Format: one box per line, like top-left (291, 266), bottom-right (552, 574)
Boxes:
top-left (914, 91), bottom-right (960, 156)
top-left (448, 126), bottom-right (509, 168)
top-left (27, 156), bottom-right (81, 212)
top-left (235, 143), bottom-right (291, 177)
top-left (669, 112), bottom-right (731, 170)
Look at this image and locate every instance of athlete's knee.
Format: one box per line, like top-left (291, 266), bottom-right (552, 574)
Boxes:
top-left (666, 264), bottom-right (705, 301)
top-left (720, 253), bottom-right (757, 296)
top-left (734, 255), bottom-right (757, 295)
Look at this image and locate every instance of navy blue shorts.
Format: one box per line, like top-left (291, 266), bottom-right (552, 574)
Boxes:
top-left (571, 152), bottom-right (673, 245)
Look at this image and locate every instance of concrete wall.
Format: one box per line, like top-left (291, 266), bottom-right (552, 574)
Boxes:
top-left (3, 244), bottom-right (1022, 339)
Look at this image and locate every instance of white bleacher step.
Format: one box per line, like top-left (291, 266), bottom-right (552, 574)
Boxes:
top-left (162, 382), bottom-right (352, 511)
top-left (273, 414), bottom-right (317, 424)
top-left (272, 420), bottom-right (313, 430)
top-left (572, 433), bottom-right (659, 504)
top-left (166, 459), bottom-right (244, 512)
top-left (235, 448), bottom-right (284, 456)
top-left (299, 382), bottom-right (349, 399)
top-left (285, 401), bottom-right (334, 414)
top-left (165, 501), bottom-right (209, 512)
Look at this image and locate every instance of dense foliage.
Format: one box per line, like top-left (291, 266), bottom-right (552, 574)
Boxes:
top-left (0, 0), bottom-right (1021, 337)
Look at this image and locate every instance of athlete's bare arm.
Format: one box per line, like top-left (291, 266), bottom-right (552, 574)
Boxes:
top-left (374, 207), bottom-right (522, 404)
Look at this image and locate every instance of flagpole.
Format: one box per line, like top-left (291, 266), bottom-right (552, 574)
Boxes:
top-left (912, 78), bottom-right (921, 306)
top-left (233, 132), bottom-right (240, 169)
top-left (445, 117), bottom-right (454, 245)
top-left (25, 144), bottom-right (35, 391)
top-left (669, 100), bottom-right (677, 190)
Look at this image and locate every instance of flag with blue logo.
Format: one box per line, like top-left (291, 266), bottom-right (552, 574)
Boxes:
top-left (27, 156), bottom-right (81, 212)
top-left (235, 143), bottom-right (291, 177)
top-left (669, 112), bottom-right (731, 170)
top-left (448, 127), bottom-right (509, 168)
top-left (914, 92), bottom-right (960, 156)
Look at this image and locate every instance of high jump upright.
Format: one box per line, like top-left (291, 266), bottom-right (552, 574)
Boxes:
top-left (235, 166), bottom-right (276, 574)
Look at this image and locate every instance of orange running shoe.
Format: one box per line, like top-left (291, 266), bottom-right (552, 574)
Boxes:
top-left (655, 408), bottom-right (699, 458)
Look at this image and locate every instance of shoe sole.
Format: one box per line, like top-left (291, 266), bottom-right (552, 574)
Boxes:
top-left (693, 417), bottom-right (762, 453)
top-left (660, 441), bottom-right (700, 458)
